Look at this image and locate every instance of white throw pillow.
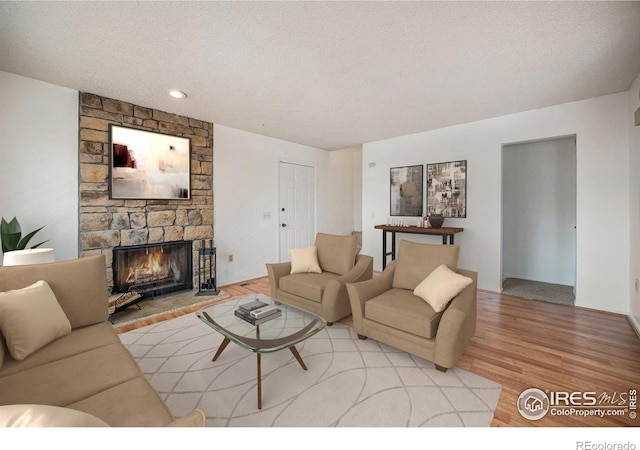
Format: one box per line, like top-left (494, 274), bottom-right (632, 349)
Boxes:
top-left (0, 280), bottom-right (72, 360)
top-left (413, 264), bottom-right (472, 313)
top-left (0, 404), bottom-right (109, 427)
top-left (289, 246), bottom-right (322, 274)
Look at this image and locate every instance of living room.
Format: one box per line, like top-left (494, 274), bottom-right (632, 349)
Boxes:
top-left (1, 1), bottom-right (640, 446)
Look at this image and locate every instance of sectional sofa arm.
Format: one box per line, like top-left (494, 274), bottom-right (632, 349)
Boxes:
top-left (434, 269), bottom-right (478, 369)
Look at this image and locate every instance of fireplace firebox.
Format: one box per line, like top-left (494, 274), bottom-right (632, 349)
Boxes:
top-left (112, 241), bottom-right (193, 297)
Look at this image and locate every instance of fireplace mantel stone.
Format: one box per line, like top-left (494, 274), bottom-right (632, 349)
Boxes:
top-left (78, 92), bottom-right (214, 293)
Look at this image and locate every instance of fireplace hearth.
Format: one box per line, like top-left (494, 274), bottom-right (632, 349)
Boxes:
top-left (113, 241), bottom-right (193, 297)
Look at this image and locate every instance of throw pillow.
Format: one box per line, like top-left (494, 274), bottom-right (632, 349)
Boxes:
top-left (0, 404), bottom-right (109, 427)
top-left (392, 240), bottom-right (460, 290)
top-left (0, 280), bottom-right (72, 361)
top-left (413, 264), bottom-right (473, 313)
top-left (289, 247), bottom-right (322, 274)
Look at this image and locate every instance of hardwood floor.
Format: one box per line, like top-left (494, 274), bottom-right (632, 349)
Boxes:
top-left (458, 290), bottom-right (640, 426)
top-left (115, 277), bottom-right (640, 427)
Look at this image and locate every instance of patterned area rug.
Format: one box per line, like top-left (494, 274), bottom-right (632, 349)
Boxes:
top-left (120, 313), bottom-right (502, 427)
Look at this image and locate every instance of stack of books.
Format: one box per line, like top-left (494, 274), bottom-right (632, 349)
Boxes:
top-left (235, 299), bottom-right (282, 325)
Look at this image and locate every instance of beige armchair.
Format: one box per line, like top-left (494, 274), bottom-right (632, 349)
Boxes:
top-left (346, 240), bottom-right (477, 372)
top-left (266, 232), bottom-right (374, 324)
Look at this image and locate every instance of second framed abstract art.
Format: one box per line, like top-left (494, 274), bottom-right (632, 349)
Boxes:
top-left (426, 160), bottom-right (467, 218)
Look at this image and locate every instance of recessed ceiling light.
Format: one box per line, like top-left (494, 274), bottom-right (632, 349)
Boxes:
top-left (169, 89), bottom-right (187, 99)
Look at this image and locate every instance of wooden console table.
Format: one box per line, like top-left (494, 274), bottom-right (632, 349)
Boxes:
top-left (374, 224), bottom-right (464, 269)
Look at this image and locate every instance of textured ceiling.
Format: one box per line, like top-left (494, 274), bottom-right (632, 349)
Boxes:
top-left (1, 1), bottom-right (639, 150)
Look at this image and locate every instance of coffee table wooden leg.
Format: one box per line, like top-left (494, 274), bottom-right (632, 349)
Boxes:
top-left (289, 346), bottom-right (308, 371)
top-left (212, 336), bottom-right (230, 361)
top-left (257, 353), bottom-right (262, 409)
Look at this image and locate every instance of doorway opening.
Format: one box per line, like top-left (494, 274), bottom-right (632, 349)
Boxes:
top-left (501, 135), bottom-right (576, 306)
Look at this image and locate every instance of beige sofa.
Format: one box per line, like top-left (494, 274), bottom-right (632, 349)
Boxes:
top-left (0, 255), bottom-right (204, 427)
top-left (266, 232), bottom-right (374, 324)
top-left (346, 240), bottom-right (477, 372)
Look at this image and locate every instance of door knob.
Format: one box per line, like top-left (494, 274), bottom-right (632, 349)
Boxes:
top-left (281, 224), bottom-right (287, 227)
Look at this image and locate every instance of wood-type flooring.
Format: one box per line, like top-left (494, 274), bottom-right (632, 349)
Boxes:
top-left (114, 277), bottom-right (640, 427)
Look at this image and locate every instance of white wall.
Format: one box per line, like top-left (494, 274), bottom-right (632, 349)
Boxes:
top-left (0, 71), bottom-right (79, 263)
top-left (214, 124), bottom-right (333, 286)
top-left (352, 146), bottom-right (363, 232)
top-left (629, 72), bottom-right (640, 333)
top-left (502, 137), bottom-right (576, 286)
top-left (362, 92), bottom-right (630, 314)
top-left (2, 70), bottom-right (634, 318)
top-left (327, 148), bottom-right (356, 235)
top-left (327, 145), bottom-right (363, 234)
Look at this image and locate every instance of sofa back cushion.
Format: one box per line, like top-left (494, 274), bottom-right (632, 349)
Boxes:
top-left (315, 232), bottom-right (358, 275)
top-left (0, 255), bottom-right (108, 329)
top-left (392, 240), bottom-right (460, 290)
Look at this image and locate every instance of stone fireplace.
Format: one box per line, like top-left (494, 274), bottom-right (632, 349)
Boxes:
top-left (113, 241), bottom-right (193, 297)
top-left (78, 93), bottom-right (214, 294)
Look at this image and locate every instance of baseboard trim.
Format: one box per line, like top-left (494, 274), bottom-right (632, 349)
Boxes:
top-left (628, 314), bottom-right (640, 341)
top-left (480, 288), bottom-right (633, 319)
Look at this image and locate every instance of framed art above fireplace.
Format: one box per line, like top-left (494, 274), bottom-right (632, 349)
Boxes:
top-left (108, 125), bottom-right (191, 200)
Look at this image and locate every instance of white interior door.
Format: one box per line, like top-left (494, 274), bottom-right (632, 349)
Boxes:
top-left (279, 162), bottom-right (315, 262)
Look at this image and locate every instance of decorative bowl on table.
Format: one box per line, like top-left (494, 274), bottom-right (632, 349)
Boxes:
top-left (428, 214), bottom-right (445, 228)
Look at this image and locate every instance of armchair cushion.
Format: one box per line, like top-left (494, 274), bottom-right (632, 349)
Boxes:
top-left (0, 280), bottom-right (72, 360)
top-left (315, 232), bottom-right (358, 275)
top-left (365, 288), bottom-right (443, 339)
top-left (280, 272), bottom-right (341, 303)
top-left (392, 240), bottom-right (460, 290)
top-left (289, 246), bottom-right (322, 274)
top-left (413, 264), bottom-right (473, 313)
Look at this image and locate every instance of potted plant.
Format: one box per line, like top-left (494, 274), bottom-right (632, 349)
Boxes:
top-left (1, 216), bottom-right (49, 253)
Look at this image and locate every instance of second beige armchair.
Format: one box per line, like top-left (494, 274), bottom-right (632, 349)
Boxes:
top-left (346, 240), bottom-right (477, 372)
top-left (266, 232), bottom-right (373, 324)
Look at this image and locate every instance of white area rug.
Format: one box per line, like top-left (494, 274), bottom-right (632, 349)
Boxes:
top-left (120, 313), bottom-right (501, 427)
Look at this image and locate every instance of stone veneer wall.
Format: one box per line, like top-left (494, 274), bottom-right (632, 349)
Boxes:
top-left (78, 93), bottom-right (213, 293)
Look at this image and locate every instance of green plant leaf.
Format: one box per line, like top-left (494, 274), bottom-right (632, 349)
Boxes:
top-left (1, 217), bottom-right (21, 235)
top-left (30, 240), bottom-right (50, 249)
top-left (1, 232), bottom-right (21, 253)
top-left (1, 217), bottom-right (47, 252)
top-left (0, 217), bottom-right (22, 233)
top-left (17, 226), bottom-right (46, 250)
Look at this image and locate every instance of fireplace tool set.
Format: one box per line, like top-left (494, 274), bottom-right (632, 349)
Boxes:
top-left (196, 239), bottom-right (219, 296)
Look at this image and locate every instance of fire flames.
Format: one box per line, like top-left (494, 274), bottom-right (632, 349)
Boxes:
top-left (125, 250), bottom-right (174, 285)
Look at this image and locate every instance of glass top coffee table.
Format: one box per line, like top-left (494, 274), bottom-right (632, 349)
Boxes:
top-left (196, 294), bottom-right (326, 409)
